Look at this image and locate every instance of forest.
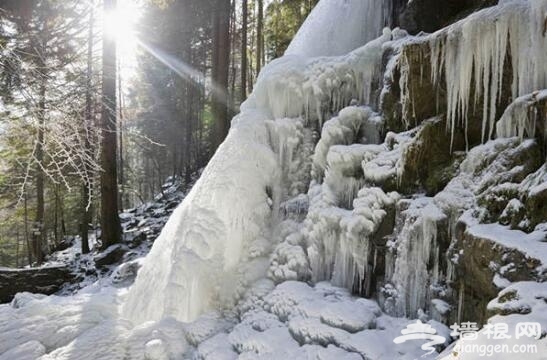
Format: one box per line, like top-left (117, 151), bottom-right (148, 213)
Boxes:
top-left (0, 0), bottom-right (317, 267)
top-left (0, 0), bottom-right (546, 359)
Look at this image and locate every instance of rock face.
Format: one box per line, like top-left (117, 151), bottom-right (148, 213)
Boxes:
top-left (0, 266), bottom-right (76, 303)
top-left (452, 221), bottom-right (545, 325)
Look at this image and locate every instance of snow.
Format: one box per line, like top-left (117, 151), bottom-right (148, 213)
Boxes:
top-left (221, 280), bottom-right (450, 359)
top-left (466, 223), bottom-right (547, 267)
top-left (125, 10), bottom-right (395, 324)
top-left (312, 106), bottom-right (377, 179)
top-left (0, 341), bottom-right (45, 360)
top-left (493, 273), bottom-right (511, 289)
top-left (123, 109), bottom-right (281, 324)
top-left (305, 184), bottom-right (399, 292)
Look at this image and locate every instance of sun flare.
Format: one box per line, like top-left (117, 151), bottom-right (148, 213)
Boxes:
top-left (103, 0), bottom-right (141, 80)
top-left (104, 0), bottom-right (140, 61)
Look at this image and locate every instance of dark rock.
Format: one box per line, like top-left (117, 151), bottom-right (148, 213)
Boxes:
top-left (164, 201), bottom-right (178, 211)
top-left (382, 42), bottom-right (445, 133)
top-left (85, 268), bottom-right (97, 276)
top-left (124, 230), bottom-right (147, 249)
top-left (393, 0), bottom-right (498, 35)
top-left (382, 27), bottom-right (514, 147)
top-left (0, 266), bottom-right (76, 303)
top-left (525, 185), bottom-right (547, 231)
top-left (398, 118), bottom-right (466, 196)
top-left (93, 244), bottom-right (128, 267)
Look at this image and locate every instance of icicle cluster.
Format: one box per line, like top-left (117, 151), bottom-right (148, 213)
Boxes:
top-left (304, 109), bottom-right (412, 294)
top-left (426, 0), bottom-right (547, 144)
top-left (384, 198), bottom-right (446, 318)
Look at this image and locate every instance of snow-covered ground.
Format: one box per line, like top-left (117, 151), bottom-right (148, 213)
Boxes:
top-left (1, 0), bottom-right (547, 359)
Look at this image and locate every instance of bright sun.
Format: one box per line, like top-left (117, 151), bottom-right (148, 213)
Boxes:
top-left (104, 0), bottom-right (141, 75)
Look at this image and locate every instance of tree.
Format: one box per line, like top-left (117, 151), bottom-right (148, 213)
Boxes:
top-left (99, 0), bottom-right (122, 249)
top-left (241, 0), bottom-right (248, 100)
top-left (81, 5), bottom-right (95, 254)
top-left (265, 0), bottom-right (318, 59)
top-left (256, 0), bottom-right (264, 74)
top-left (212, 0), bottom-right (231, 148)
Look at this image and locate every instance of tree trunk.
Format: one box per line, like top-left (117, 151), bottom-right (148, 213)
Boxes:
top-left (81, 6), bottom-right (94, 255)
top-left (54, 185), bottom-right (59, 246)
top-left (24, 190), bottom-right (32, 267)
top-left (241, 0), bottom-right (248, 101)
top-left (212, 0), bottom-right (231, 148)
top-left (117, 58), bottom-right (125, 209)
top-left (33, 79), bottom-right (46, 264)
top-left (99, 0), bottom-right (122, 250)
top-left (257, 0), bottom-right (264, 73)
top-left (15, 231), bottom-right (20, 268)
top-left (229, 0), bottom-right (237, 112)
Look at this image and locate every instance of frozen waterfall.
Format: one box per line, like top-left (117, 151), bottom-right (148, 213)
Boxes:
top-left (123, 0), bottom-right (391, 324)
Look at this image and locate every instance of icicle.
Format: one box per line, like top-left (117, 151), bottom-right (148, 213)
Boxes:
top-left (384, 199), bottom-right (446, 318)
top-left (496, 91), bottom-right (547, 140)
top-left (427, 1), bottom-right (547, 144)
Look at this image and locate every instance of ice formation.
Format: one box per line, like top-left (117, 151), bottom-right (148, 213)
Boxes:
top-left (245, 28), bottom-right (392, 122)
top-left (124, 0), bottom-right (392, 324)
top-left (285, 0), bottom-right (393, 57)
top-left (384, 198), bottom-right (446, 318)
top-left (426, 0), bottom-right (547, 144)
top-left (496, 89), bottom-right (547, 140)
